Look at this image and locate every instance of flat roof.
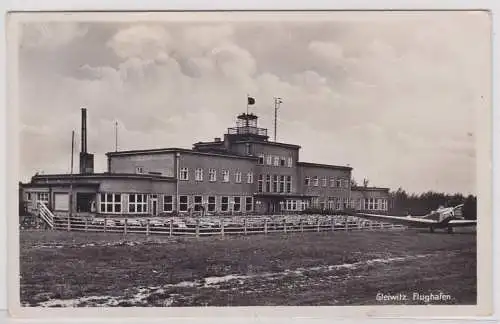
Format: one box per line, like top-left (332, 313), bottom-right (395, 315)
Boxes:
top-left (296, 162), bottom-right (353, 171)
top-left (351, 186), bottom-right (390, 192)
top-left (30, 173), bottom-right (176, 182)
top-left (232, 140), bottom-right (301, 149)
top-left (106, 147), bottom-right (257, 160)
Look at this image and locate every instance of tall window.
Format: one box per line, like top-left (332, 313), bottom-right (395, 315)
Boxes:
top-left (180, 168), bottom-right (189, 181)
top-left (208, 169), bottom-right (217, 182)
top-left (208, 196), bottom-right (216, 212)
top-left (272, 175), bottom-right (278, 192)
top-left (247, 172), bottom-right (254, 184)
top-left (258, 154), bottom-right (265, 165)
top-left (280, 157), bottom-right (286, 167)
top-left (222, 169), bottom-right (229, 182)
top-left (221, 196), bottom-right (229, 211)
top-left (313, 176), bottom-right (319, 187)
top-left (265, 175), bottom-right (271, 192)
top-left (330, 178), bottom-right (336, 187)
top-left (245, 197), bottom-right (253, 212)
top-left (322, 177), bottom-right (327, 187)
top-left (100, 193), bottom-right (121, 213)
top-left (336, 179), bottom-right (342, 188)
top-left (258, 174), bottom-right (263, 193)
top-left (163, 195), bottom-right (173, 212)
top-left (273, 156), bottom-right (279, 166)
top-left (135, 166), bottom-right (144, 174)
top-left (286, 176), bottom-right (292, 193)
top-left (233, 197), bottom-right (241, 212)
top-left (344, 179), bottom-right (350, 188)
top-left (179, 196), bottom-right (188, 212)
top-left (194, 195), bottom-right (203, 211)
top-left (37, 192), bottom-right (49, 203)
top-left (195, 168), bottom-right (203, 181)
top-left (279, 175), bottom-right (285, 193)
top-left (235, 171), bottom-right (242, 183)
top-left (266, 155), bottom-right (272, 165)
top-left (128, 194), bottom-right (148, 213)
top-left (304, 177), bottom-right (310, 186)
top-left (287, 157), bottom-right (293, 167)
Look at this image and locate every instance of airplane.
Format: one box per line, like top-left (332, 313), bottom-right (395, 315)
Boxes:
top-left (344, 204), bottom-right (476, 233)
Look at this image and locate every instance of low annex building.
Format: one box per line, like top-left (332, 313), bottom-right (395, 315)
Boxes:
top-left (20, 108), bottom-right (390, 218)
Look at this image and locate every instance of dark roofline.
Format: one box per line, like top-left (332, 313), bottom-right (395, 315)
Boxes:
top-left (30, 173), bottom-right (176, 182)
top-left (106, 148), bottom-right (257, 160)
top-left (232, 140), bottom-right (301, 149)
top-left (21, 182), bottom-right (100, 188)
top-left (193, 141), bottom-right (225, 146)
top-left (297, 161), bottom-right (352, 171)
top-left (352, 186), bottom-right (390, 192)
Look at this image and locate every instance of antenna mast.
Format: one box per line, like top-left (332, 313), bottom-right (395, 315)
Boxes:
top-left (273, 97), bottom-right (282, 142)
top-left (115, 121), bottom-right (118, 152)
top-left (70, 130), bottom-right (75, 174)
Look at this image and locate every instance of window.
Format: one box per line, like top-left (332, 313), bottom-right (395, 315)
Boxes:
top-left (235, 171), bottom-right (242, 183)
top-left (266, 155), bottom-right (272, 165)
top-left (221, 196), bottom-right (229, 212)
top-left (136, 166), bottom-right (144, 174)
top-left (195, 168), bottom-right (203, 181)
top-left (26, 192), bottom-right (32, 201)
top-left (286, 176), bottom-right (292, 193)
top-left (280, 157), bottom-right (286, 167)
top-left (322, 177), bottom-right (327, 187)
top-left (233, 197), bottom-right (241, 212)
top-left (258, 154), bottom-right (265, 165)
top-left (273, 156), bottom-right (279, 166)
top-left (344, 179), bottom-right (350, 188)
top-left (222, 169), bottom-right (229, 182)
top-left (336, 179), bottom-right (342, 188)
top-left (279, 175), bottom-right (285, 193)
top-left (180, 168), bottom-right (189, 181)
top-left (247, 172), bottom-right (254, 184)
top-left (245, 197), bottom-right (253, 212)
top-left (100, 193), bottom-right (121, 213)
top-left (54, 193), bottom-right (69, 211)
top-left (128, 194), bottom-right (148, 213)
top-left (304, 177), bottom-right (310, 186)
top-left (179, 196), bottom-right (188, 212)
top-left (208, 169), bottom-right (217, 182)
top-left (265, 175), bottom-right (271, 192)
top-left (336, 198), bottom-right (342, 210)
top-left (194, 195), bottom-right (203, 211)
top-left (287, 157), bottom-right (293, 167)
top-left (330, 178), bottom-right (335, 187)
top-left (37, 192), bottom-right (49, 203)
top-left (313, 176), bottom-right (319, 187)
top-left (368, 198), bottom-right (375, 210)
top-left (258, 174), bottom-right (263, 193)
top-left (208, 196), bottom-right (216, 212)
top-left (163, 195), bottom-right (173, 212)
top-left (272, 175), bottom-right (278, 192)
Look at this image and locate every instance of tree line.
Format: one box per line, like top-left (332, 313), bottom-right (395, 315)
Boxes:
top-left (388, 188), bottom-right (477, 220)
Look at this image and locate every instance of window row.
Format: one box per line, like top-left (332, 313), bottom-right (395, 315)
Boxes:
top-left (359, 198), bottom-right (389, 211)
top-left (180, 167), bottom-right (253, 184)
top-left (257, 154), bottom-right (293, 168)
top-left (304, 176), bottom-right (350, 188)
top-left (97, 193), bottom-right (255, 214)
top-left (257, 174), bottom-right (293, 193)
top-left (283, 199), bottom-right (310, 211)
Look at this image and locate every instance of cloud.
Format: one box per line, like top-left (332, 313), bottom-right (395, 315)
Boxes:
top-left (21, 22), bottom-right (88, 50)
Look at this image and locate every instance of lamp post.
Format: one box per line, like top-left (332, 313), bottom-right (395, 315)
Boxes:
top-left (230, 200), bottom-right (235, 217)
top-left (202, 199), bottom-right (208, 217)
top-left (256, 200), bottom-right (262, 216)
top-left (279, 201), bottom-right (284, 217)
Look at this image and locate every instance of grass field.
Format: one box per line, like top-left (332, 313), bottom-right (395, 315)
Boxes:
top-left (19, 229), bottom-right (477, 307)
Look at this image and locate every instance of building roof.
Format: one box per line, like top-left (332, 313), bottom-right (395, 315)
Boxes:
top-left (296, 161), bottom-right (353, 171)
top-left (106, 148), bottom-right (258, 160)
top-left (232, 140), bottom-right (301, 149)
top-left (29, 172), bottom-right (176, 183)
top-left (351, 186), bottom-right (390, 192)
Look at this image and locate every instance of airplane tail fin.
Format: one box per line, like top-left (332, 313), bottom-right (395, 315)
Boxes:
top-left (452, 204), bottom-right (464, 219)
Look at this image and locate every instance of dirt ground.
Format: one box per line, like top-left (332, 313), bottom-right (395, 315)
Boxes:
top-left (19, 229), bottom-right (477, 307)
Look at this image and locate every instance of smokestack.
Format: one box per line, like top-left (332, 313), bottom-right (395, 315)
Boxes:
top-left (81, 108), bottom-right (87, 153)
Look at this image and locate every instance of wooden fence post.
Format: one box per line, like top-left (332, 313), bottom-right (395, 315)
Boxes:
top-left (124, 218), bottom-right (128, 235)
top-left (195, 219), bottom-right (200, 237)
top-left (104, 216), bottom-right (107, 232)
top-left (221, 219), bottom-right (225, 237)
top-left (357, 219), bottom-right (361, 231)
top-left (331, 216), bottom-right (335, 232)
top-left (300, 218), bottom-right (304, 233)
top-left (84, 218), bottom-right (88, 232)
top-left (283, 219), bottom-right (287, 234)
top-left (264, 219), bottom-right (268, 235)
top-left (316, 217), bottom-right (320, 232)
top-left (244, 218), bottom-right (247, 235)
top-left (169, 219), bottom-right (173, 236)
top-left (67, 215), bottom-right (71, 231)
top-left (344, 216), bottom-right (348, 232)
top-left (146, 219), bottom-right (150, 236)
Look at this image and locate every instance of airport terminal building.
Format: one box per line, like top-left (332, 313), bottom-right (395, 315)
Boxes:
top-left (20, 109), bottom-right (390, 218)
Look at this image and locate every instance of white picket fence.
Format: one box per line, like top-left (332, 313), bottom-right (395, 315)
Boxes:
top-left (51, 214), bottom-right (406, 237)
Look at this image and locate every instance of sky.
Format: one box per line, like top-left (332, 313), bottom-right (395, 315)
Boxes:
top-left (16, 11), bottom-right (490, 195)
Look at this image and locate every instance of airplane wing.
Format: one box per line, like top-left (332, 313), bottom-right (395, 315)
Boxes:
top-left (351, 212), bottom-right (437, 228)
top-left (448, 219), bottom-right (477, 227)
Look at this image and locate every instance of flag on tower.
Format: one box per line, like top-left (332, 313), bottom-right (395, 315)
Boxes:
top-left (247, 96), bottom-right (255, 105)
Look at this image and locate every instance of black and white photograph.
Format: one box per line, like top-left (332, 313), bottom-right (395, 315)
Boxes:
top-left (7, 10), bottom-right (493, 317)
